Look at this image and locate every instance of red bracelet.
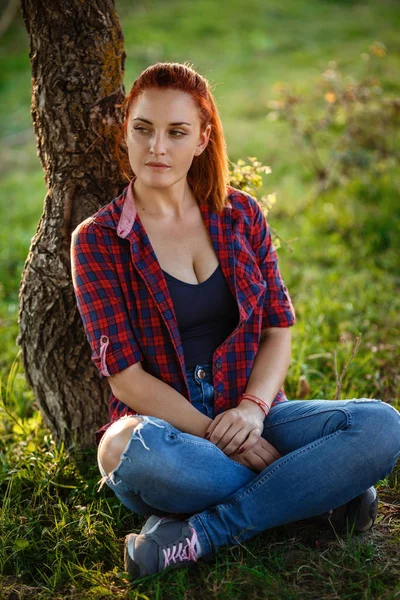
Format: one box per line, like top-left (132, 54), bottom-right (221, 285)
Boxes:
top-left (238, 393), bottom-right (270, 417)
top-left (239, 396), bottom-right (269, 417)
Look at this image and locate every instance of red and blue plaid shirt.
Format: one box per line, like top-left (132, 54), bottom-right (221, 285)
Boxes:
top-left (70, 177), bottom-right (296, 445)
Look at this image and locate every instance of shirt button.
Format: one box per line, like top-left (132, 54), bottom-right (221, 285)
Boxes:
top-left (215, 362), bottom-right (222, 369)
top-left (217, 391), bottom-right (222, 397)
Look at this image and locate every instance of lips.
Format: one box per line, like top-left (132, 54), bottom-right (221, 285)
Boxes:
top-left (146, 162), bottom-right (170, 168)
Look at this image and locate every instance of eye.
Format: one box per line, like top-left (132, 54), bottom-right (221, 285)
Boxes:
top-left (133, 126), bottom-right (186, 136)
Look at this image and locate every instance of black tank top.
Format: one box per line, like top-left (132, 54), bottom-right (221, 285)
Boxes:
top-left (162, 264), bottom-right (240, 367)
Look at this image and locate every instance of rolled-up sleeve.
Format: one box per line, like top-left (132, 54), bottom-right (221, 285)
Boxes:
top-left (247, 194), bottom-right (296, 329)
top-left (70, 219), bottom-right (144, 379)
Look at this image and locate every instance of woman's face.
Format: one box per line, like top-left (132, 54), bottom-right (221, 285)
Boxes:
top-left (124, 87), bottom-right (211, 189)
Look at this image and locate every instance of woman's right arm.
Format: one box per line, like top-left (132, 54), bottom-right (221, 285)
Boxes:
top-left (70, 219), bottom-right (212, 439)
top-left (108, 361), bottom-right (212, 438)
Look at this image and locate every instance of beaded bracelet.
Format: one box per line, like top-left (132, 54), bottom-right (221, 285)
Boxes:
top-left (238, 393), bottom-right (270, 418)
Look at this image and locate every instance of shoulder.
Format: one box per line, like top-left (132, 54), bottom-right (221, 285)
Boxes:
top-left (71, 215), bottom-right (96, 240)
top-left (71, 185), bottom-right (128, 241)
top-left (71, 216), bottom-right (107, 252)
top-left (226, 185), bottom-right (263, 225)
top-left (71, 214), bottom-right (116, 260)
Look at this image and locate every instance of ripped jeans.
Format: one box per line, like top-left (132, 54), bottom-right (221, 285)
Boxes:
top-left (97, 363), bottom-right (400, 558)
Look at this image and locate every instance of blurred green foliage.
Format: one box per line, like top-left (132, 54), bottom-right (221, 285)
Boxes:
top-left (268, 42), bottom-right (400, 191)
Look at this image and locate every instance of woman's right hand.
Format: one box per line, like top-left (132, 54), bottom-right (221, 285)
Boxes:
top-left (229, 436), bottom-right (282, 473)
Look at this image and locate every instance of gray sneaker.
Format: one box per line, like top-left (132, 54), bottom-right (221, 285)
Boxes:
top-left (330, 486), bottom-right (379, 533)
top-left (139, 515), bottom-right (176, 535)
top-left (124, 518), bottom-right (201, 580)
top-left (306, 486), bottom-right (379, 533)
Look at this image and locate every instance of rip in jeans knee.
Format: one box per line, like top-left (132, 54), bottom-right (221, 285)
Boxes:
top-left (129, 415), bottom-right (167, 451)
top-left (96, 416), bottom-right (167, 493)
top-left (348, 398), bottom-right (400, 412)
top-left (350, 397), bottom-right (381, 403)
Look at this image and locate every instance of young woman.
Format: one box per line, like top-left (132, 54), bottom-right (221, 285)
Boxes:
top-left (70, 62), bottom-right (400, 581)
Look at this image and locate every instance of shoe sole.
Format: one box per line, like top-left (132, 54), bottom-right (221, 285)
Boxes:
top-left (354, 487), bottom-right (378, 532)
top-left (124, 533), bottom-right (141, 579)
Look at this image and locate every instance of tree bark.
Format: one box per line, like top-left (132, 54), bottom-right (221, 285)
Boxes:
top-left (17, 0), bottom-right (128, 448)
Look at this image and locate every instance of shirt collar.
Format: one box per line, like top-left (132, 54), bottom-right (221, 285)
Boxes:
top-left (93, 176), bottom-right (234, 238)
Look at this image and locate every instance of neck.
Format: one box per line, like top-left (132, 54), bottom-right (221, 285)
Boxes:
top-left (132, 177), bottom-right (197, 220)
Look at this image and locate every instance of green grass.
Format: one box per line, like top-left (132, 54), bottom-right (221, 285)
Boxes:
top-left (1, 0), bottom-right (399, 597)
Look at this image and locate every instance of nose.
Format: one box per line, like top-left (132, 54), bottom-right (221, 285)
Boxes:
top-left (149, 131), bottom-right (167, 155)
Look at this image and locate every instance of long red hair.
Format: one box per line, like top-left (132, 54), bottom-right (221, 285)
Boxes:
top-left (115, 61), bottom-right (230, 213)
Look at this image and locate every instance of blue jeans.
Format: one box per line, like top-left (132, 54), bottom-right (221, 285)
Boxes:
top-left (97, 363), bottom-right (400, 558)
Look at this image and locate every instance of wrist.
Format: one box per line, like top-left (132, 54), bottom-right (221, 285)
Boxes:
top-left (199, 416), bottom-right (213, 438)
top-left (237, 398), bottom-right (266, 422)
top-left (238, 392), bottom-right (271, 420)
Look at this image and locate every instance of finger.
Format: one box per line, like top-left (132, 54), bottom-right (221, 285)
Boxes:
top-left (204, 412), bottom-right (224, 437)
top-left (220, 427), bottom-right (250, 455)
top-left (207, 413), bottom-right (236, 444)
top-left (237, 429), bottom-right (262, 454)
top-left (226, 428), bottom-right (260, 456)
top-left (260, 444), bottom-right (281, 461)
top-left (233, 452), bottom-right (259, 473)
top-left (241, 459), bottom-right (260, 474)
top-left (260, 439), bottom-right (282, 460)
top-left (244, 441), bottom-right (277, 467)
top-left (214, 423), bottom-right (242, 450)
top-left (242, 453), bottom-right (266, 473)
top-left (257, 446), bottom-right (280, 467)
top-left (223, 425), bottom-right (263, 456)
top-left (210, 407), bottom-right (247, 441)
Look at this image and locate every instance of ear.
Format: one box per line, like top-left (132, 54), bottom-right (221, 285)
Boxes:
top-left (195, 123), bottom-right (211, 156)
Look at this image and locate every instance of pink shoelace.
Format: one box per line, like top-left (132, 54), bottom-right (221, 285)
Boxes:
top-left (162, 526), bottom-right (199, 567)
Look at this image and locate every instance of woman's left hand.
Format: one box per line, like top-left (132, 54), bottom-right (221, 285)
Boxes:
top-left (204, 402), bottom-right (265, 457)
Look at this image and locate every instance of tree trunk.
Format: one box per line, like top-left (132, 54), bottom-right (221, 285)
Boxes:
top-left (17, 0), bottom-right (128, 448)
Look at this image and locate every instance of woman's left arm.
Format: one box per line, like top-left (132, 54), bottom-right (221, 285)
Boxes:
top-left (205, 327), bottom-right (292, 455)
top-left (205, 193), bottom-right (295, 454)
top-left (238, 193), bottom-right (295, 418)
top-left (238, 326), bottom-right (292, 419)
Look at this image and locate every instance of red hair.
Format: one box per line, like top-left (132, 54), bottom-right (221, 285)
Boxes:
top-left (115, 61), bottom-right (230, 213)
